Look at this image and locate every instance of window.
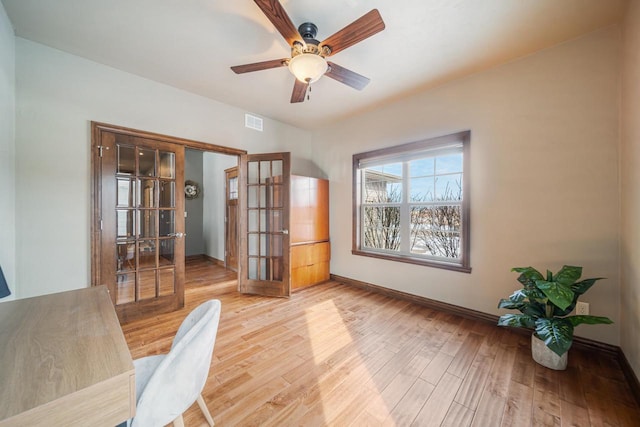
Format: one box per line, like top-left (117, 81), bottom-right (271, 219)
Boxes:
top-left (352, 131), bottom-right (471, 272)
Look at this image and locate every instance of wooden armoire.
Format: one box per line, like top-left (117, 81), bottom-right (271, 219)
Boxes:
top-left (289, 175), bottom-right (330, 290)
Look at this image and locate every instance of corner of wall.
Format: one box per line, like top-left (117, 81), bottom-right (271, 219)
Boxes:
top-left (620, 0), bottom-right (640, 380)
top-left (0, 1), bottom-right (16, 301)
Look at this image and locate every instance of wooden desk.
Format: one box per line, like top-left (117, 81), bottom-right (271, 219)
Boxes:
top-left (0, 286), bottom-right (135, 426)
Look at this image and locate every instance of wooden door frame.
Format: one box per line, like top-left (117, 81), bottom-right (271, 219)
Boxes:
top-left (224, 166), bottom-right (239, 272)
top-left (90, 122), bottom-right (246, 299)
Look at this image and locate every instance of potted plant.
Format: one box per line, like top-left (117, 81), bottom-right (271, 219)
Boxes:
top-left (497, 265), bottom-right (613, 370)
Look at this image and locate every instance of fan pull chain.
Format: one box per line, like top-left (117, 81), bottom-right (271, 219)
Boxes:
top-left (307, 84), bottom-right (311, 101)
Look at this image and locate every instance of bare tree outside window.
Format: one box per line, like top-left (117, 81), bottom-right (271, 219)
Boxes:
top-left (353, 130), bottom-right (470, 272)
top-left (410, 179), bottom-right (462, 259)
top-left (363, 180), bottom-right (402, 250)
top-left (362, 160), bottom-right (463, 260)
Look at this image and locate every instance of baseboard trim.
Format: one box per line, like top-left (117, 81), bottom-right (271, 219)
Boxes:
top-left (203, 255), bottom-right (225, 266)
top-left (186, 254), bottom-right (225, 266)
top-left (331, 273), bottom-right (640, 406)
top-left (331, 274), bottom-right (498, 325)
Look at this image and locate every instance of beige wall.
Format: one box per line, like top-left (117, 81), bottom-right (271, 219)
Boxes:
top-left (621, 0), bottom-right (640, 378)
top-left (6, 8), bottom-right (636, 357)
top-left (312, 27), bottom-right (621, 345)
top-left (14, 38), bottom-right (312, 299)
top-left (0, 1), bottom-right (15, 301)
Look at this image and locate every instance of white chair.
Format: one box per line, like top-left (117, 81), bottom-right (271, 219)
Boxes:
top-left (128, 300), bottom-right (221, 427)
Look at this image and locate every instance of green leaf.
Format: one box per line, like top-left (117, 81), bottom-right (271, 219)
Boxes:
top-left (535, 280), bottom-right (575, 311)
top-left (512, 267), bottom-right (544, 290)
top-left (535, 317), bottom-right (574, 356)
top-left (517, 287), bottom-right (547, 304)
top-left (555, 265), bottom-right (582, 286)
top-left (497, 314), bottom-right (536, 328)
top-left (553, 302), bottom-right (577, 317)
top-left (571, 278), bottom-right (604, 295)
top-left (509, 289), bottom-right (528, 303)
top-left (521, 304), bottom-right (545, 318)
top-left (567, 315), bottom-right (614, 327)
top-left (498, 299), bottom-right (521, 310)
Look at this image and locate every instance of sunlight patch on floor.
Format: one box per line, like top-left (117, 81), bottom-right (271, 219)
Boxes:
top-left (303, 298), bottom-right (394, 423)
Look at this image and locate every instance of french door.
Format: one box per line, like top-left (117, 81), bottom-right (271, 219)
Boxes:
top-left (93, 124), bottom-right (185, 322)
top-left (238, 153), bottom-right (291, 297)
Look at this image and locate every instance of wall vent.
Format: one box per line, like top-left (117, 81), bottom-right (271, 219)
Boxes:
top-left (245, 113), bottom-right (264, 132)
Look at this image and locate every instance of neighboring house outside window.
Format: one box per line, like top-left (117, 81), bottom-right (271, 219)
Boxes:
top-left (352, 131), bottom-right (471, 273)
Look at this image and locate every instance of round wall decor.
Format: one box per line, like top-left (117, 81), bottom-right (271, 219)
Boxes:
top-left (184, 180), bottom-right (201, 199)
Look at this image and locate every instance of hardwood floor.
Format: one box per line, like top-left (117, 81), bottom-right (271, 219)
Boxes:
top-left (121, 259), bottom-right (640, 426)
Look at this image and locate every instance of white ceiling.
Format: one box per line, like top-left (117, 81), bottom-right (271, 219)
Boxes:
top-left (2, 0), bottom-right (628, 130)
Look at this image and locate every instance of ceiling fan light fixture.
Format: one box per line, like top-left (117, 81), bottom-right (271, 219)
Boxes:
top-left (288, 53), bottom-right (328, 84)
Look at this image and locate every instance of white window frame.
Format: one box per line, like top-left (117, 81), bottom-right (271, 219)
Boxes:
top-left (352, 131), bottom-right (471, 273)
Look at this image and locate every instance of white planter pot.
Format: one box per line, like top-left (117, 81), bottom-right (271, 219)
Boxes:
top-left (531, 334), bottom-right (568, 370)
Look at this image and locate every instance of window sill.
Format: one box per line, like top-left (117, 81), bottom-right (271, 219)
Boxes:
top-left (351, 249), bottom-right (472, 273)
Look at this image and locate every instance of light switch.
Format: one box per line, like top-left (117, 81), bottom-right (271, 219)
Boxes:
top-left (184, 211), bottom-right (188, 218)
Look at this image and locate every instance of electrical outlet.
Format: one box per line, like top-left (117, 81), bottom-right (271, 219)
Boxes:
top-left (576, 301), bottom-right (589, 315)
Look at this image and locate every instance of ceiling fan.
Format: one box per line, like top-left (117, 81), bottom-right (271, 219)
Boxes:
top-left (231, 0), bottom-right (385, 103)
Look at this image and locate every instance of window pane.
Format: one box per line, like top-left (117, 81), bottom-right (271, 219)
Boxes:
top-left (159, 210), bottom-right (175, 236)
top-left (116, 210), bottom-right (135, 239)
top-left (229, 177), bottom-right (238, 200)
top-left (364, 170), bottom-right (402, 203)
top-left (138, 179), bottom-right (156, 208)
top-left (138, 148), bottom-right (156, 177)
top-left (410, 206), bottom-right (461, 258)
top-left (248, 161), bottom-right (259, 184)
top-left (159, 152), bottom-right (175, 179)
top-left (270, 210), bottom-right (283, 232)
top-left (138, 240), bottom-right (156, 269)
top-left (248, 257), bottom-right (258, 280)
top-left (436, 154), bottom-right (463, 174)
top-left (435, 174), bottom-right (463, 201)
top-left (260, 161), bottom-right (271, 183)
top-left (138, 210), bottom-right (157, 238)
top-left (248, 234), bottom-right (259, 256)
top-left (410, 158), bottom-right (435, 177)
top-left (271, 184), bottom-right (284, 208)
top-left (410, 177), bottom-right (435, 202)
top-left (159, 181), bottom-right (175, 208)
top-left (117, 178), bottom-right (135, 207)
top-left (363, 206), bottom-right (401, 251)
top-left (117, 145), bottom-right (135, 175)
top-left (272, 160), bottom-right (283, 179)
top-left (160, 239), bottom-right (174, 265)
top-left (117, 242), bottom-right (135, 272)
top-left (248, 209), bottom-right (259, 232)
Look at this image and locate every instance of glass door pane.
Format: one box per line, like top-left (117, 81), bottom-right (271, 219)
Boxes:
top-left (239, 153), bottom-right (290, 297)
top-left (114, 141), bottom-right (179, 305)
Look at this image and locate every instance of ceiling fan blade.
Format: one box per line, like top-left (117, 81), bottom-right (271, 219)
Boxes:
top-left (325, 62), bottom-right (370, 90)
top-left (253, 0), bottom-right (303, 46)
top-left (291, 79), bottom-right (308, 103)
top-left (231, 58), bottom-right (288, 74)
top-left (320, 9), bottom-right (385, 56)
